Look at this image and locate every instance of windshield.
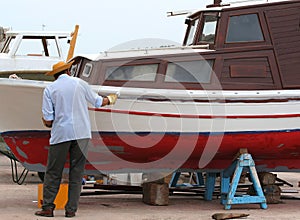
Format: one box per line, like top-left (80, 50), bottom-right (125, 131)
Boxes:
top-left (185, 19), bottom-right (199, 46)
top-left (198, 13), bottom-right (218, 44)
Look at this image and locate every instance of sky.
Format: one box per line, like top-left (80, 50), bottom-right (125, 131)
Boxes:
top-left (0, 0), bottom-right (210, 55)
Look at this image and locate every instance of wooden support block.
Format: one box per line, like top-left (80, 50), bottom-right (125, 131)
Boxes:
top-left (233, 148), bottom-right (248, 160)
top-left (248, 184), bottom-right (281, 204)
top-left (142, 182), bottom-right (169, 206)
top-left (263, 185), bottom-right (282, 204)
top-left (164, 174), bottom-right (173, 184)
top-left (258, 172), bottom-right (276, 185)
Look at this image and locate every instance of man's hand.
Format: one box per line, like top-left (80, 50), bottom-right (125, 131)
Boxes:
top-left (106, 94), bottom-right (118, 105)
top-left (42, 117), bottom-right (53, 128)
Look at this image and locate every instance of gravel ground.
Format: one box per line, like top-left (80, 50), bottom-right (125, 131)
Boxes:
top-left (1, 154), bottom-right (300, 220)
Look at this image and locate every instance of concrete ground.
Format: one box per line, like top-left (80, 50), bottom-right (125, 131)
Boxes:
top-left (1, 154), bottom-right (300, 220)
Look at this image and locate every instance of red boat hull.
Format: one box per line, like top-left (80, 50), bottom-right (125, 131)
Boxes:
top-left (2, 129), bottom-right (300, 173)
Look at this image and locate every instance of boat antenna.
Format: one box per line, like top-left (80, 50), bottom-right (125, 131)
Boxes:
top-left (66, 24), bottom-right (79, 61)
top-left (167, 10), bottom-right (194, 17)
top-left (226, 0), bottom-right (269, 5)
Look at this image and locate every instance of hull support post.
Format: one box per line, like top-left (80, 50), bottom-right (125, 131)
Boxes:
top-left (221, 149), bottom-right (267, 209)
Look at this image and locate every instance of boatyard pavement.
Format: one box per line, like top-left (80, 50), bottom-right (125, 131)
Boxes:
top-left (1, 154), bottom-right (300, 220)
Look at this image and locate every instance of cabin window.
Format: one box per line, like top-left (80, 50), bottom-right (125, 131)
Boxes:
top-left (14, 38), bottom-right (60, 57)
top-left (165, 60), bottom-right (213, 83)
top-left (226, 14), bottom-right (264, 43)
top-left (82, 63), bottom-right (93, 77)
top-left (198, 13), bottom-right (218, 44)
top-left (105, 64), bottom-right (158, 81)
top-left (70, 64), bottom-right (78, 77)
top-left (43, 38), bottom-right (61, 57)
top-left (1, 36), bottom-right (16, 53)
top-left (186, 19), bottom-right (199, 45)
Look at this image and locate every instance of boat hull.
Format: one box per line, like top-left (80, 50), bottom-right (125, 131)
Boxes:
top-left (2, 129), bottom-right (300, 173)
top-left (1, 78), bottom-right (300, 173)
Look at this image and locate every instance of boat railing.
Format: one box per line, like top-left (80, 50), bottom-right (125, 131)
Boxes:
top-left (101, 44), bottom-right (211, 57)
top-left (223, 0), bottom-right (293, 8)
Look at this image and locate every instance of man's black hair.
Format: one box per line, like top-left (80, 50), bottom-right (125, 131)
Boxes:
top-left (53, 70), bottom-right (68, 80)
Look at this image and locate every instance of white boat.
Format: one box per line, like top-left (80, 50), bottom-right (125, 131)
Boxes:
top-left (1, 0), bottom-right (300, 175)
top-left (0, 25), bottom-right (79, 80)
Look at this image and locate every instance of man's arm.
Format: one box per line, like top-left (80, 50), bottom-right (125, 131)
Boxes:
top-left (42, 88), bottom-right (54, 128)
top-left (80, 79), bottom-right (117, 107)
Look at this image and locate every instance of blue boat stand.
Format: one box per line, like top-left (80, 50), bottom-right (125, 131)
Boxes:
top-left (221, 152), bottom-right (267, 209)
top-left (169, 151), bottom-right (267, 210)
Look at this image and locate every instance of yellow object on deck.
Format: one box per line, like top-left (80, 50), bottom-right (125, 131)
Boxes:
top-left (38, 183), bottom-right (68, 210)
top-left (66, 25), bottom-right (79, 61)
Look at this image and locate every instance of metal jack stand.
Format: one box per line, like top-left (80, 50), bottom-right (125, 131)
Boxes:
top-left (221, 150), bottom-right (267, 210)
top-left (0, 146), bottom-right (29, 185)
top-left (10, 158), bottom-right (29, 185)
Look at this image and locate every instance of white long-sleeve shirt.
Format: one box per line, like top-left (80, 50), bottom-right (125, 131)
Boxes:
top-left (42, 74), bottom-right (103, 145)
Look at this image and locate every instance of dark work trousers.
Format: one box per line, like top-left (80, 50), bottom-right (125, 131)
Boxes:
top-left (42, 138), bottom-right (89, 212)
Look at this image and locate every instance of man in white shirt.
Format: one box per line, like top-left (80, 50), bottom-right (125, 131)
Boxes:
top-left (35, 61), bottom-right (117, 218)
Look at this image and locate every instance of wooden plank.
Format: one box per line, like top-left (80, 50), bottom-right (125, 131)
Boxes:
top-left (273, 31), bottom-right (300, 39)
top-left (266, 7), bottom-right (300, 18)
top-left (230, 65), bottom-right (267, 78)
top-left (280, 63), bottom-right (300, 74)
top-left (271, 25), bottom-right (299, 33)
top-left (221, 83), bottom-right (277, 90)
top-left (267, 14), bottom-right (299, 24)
top-left (276, 41), bottom-right (300, 52)
top-left (267, 14), bottom-right (299, 23)
top-left (221, 77), bottom-right (274, 84)
top-left (222, 57), bottom-right (271, 80)
top-left (266, 6), bottom-right (300, 88)
top-left (274, 37), bottom-right (300, 47)
top-left (278, 53), bottom-right (300, 62)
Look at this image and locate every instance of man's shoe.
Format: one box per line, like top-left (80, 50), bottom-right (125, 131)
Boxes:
top-left (65, 211), bottom-right (76, 218)
top-left (35, 208), bottom-right (54, 217)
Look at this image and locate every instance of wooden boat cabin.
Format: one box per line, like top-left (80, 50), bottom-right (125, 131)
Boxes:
top-left (71, 0), bottom-right (300, 91)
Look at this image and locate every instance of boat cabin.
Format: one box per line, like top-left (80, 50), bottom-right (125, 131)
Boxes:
top-left (72, 0), bottom-right (300, 90)
top-left (0, 30), bottom-right (71, 80)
